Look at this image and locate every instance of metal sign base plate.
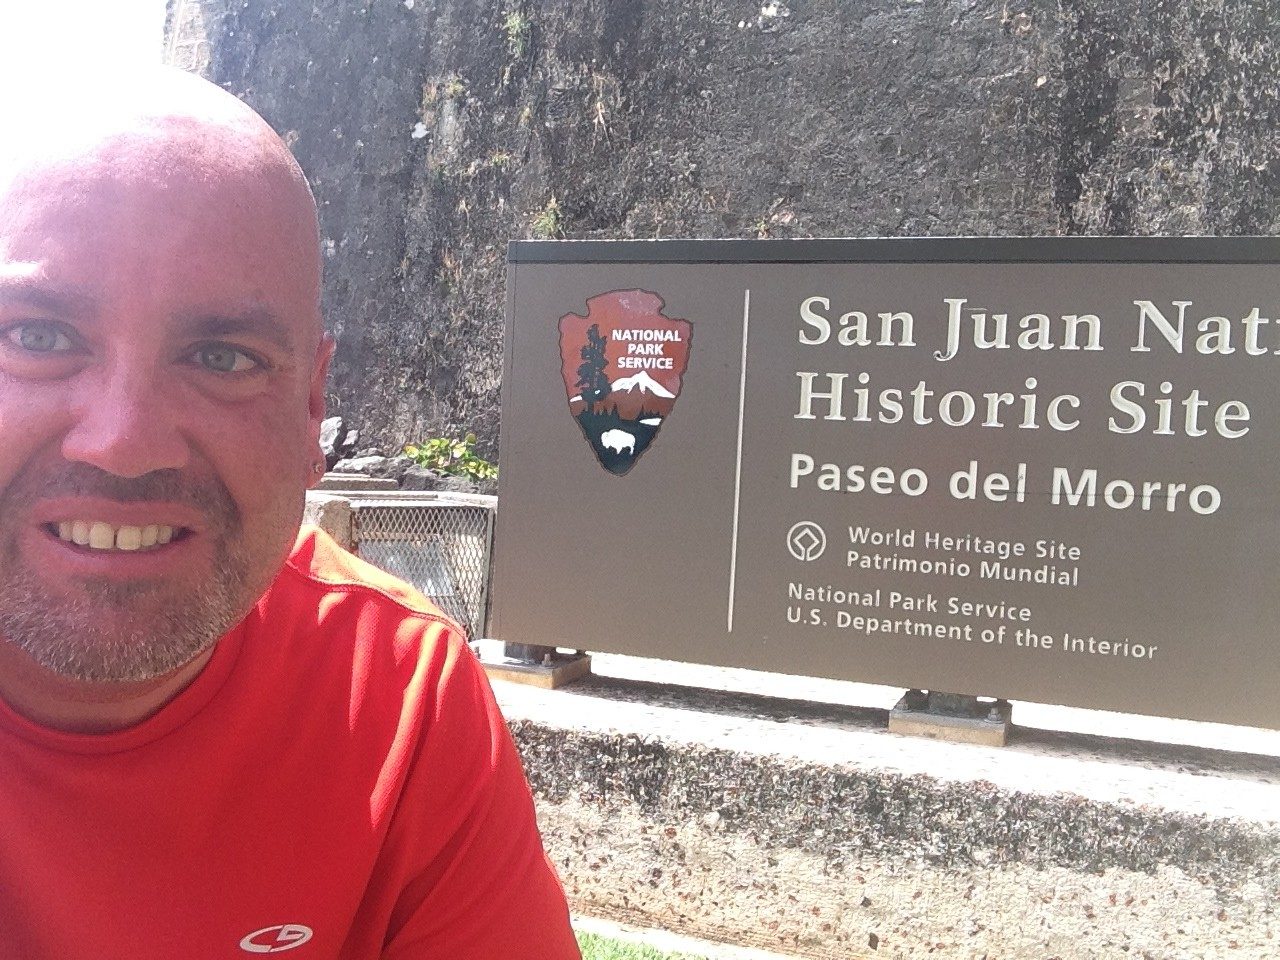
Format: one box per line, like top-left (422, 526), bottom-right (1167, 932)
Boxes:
top-left (888, 691), bottom-right (1013, 747)
top-left (483, 652), bottom-right (593, 690)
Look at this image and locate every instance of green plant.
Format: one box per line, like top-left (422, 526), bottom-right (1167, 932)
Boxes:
top-left (442, 74), bottom-right (466, 99)
top-left (576, 932), bottom-right (708, 960)
top-left (531, 195), bottom-right (562, 238)
top-left (503, 9), bottom-right (531, 58)
top-left (404, 434), bottom-right (498, 481)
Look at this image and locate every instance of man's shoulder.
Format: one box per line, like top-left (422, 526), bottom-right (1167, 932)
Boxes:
top-left (270, 524), bottom-right (464, 640)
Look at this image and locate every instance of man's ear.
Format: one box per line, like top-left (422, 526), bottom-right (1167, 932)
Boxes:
top-left (306, 334), bottom-right (336, 489)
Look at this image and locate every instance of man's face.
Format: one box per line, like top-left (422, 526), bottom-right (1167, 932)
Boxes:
top-left (0, 125), bottom-right (328, 682)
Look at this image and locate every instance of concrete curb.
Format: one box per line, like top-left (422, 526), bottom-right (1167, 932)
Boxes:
top-left (497, 667), bottom-right (1280, 959)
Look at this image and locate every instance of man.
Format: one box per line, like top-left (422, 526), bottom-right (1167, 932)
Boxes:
top-left (0, 68), bottom-right (579, 958)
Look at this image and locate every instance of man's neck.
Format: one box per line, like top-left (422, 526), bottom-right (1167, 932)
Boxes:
top-left (0, 642), bottom-right (216, 734)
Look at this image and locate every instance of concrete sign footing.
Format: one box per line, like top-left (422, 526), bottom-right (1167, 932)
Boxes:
top-left (500, 663), bottom-right (1280, 959)
top-left (888, 690), bottom-right (1012, 746)
top-left (483, 645), bottom-right (593, 689)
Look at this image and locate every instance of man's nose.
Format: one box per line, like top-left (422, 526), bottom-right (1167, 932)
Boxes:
top-left (60, 368), bottom-right (190, 478)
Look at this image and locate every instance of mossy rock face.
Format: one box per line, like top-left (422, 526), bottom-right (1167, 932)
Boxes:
top-left (169, 0), bottom-right (1280, 457)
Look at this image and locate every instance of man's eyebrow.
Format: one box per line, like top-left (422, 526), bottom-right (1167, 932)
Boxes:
top-left (0, 275), bottom-right (95, 315)
top-left (180, 311), bottom-right (298, 353)
top-left (0, 274), bottom-right (300, 352)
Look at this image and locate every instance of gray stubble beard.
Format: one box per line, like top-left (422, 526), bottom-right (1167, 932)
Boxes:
top-left (0, 546), bottom-right (253, 683)
top-left (0, 463), bottom-right (269, 684)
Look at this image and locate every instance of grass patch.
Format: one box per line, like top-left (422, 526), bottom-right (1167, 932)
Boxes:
top-left (577, 931), bottom-right (710, 960)
top-left (530, 195), bottom-right (562, 238)
top-left (503, 9), bottom-right (531, 58)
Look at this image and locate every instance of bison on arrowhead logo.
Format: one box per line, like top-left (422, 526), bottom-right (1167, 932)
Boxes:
top-left (559, 290), bottom-right (693, 475)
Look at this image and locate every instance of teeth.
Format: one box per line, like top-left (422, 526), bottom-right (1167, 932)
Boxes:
top-left (53, 521), bottom-right (177, 550)
top-left (115, 526), bottom-right (142, 551)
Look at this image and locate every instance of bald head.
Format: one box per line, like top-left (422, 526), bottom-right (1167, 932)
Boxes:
top-left (0, 67), bottom-right (321, 336)
top-left (1, 66), bottom-right (308, 193)
top-left (0, 68), bottom-right (335, 697)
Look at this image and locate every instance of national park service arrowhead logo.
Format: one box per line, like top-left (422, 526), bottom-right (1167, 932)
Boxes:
top-left (559, 290), bottom-right (692, 475)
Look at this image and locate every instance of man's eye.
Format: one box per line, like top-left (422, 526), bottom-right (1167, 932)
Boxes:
top-left (193, 344), bottom-right (260, 373)
top-left (6, 323), bottom-right (73, 353)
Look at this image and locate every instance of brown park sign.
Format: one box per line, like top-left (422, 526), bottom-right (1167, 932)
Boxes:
top-left (493, 238), bottom-right (1280, 729)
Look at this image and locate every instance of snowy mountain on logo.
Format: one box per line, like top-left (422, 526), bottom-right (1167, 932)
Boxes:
top-left (569, 369), bottom-right (679, 420)
top-left (611, 370), bottom-right (675, 398)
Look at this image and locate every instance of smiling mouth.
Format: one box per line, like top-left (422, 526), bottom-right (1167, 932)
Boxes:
top-left (45, 521), bottom-right (189, 552)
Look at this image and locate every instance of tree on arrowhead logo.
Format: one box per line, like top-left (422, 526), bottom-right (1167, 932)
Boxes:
top-left (558, 290), bottom-right (693, 475)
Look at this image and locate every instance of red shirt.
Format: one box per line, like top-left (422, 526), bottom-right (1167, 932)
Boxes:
top-left (0, 527), bottom-right (579, 959)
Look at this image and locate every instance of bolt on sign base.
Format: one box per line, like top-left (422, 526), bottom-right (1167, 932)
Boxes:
top-left (888, 689), bottom-right (1013, 747)
top-left (482, 645), bottom-right (593, 689)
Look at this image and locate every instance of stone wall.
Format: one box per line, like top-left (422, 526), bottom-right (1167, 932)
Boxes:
top-left (165, 0), bottom-right (1280, 456)
top-left (495, 669), bottom-right (1280, 959)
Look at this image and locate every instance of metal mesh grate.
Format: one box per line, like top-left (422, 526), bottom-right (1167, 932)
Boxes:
top-left (351, 500), bottom-right (495, 640)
